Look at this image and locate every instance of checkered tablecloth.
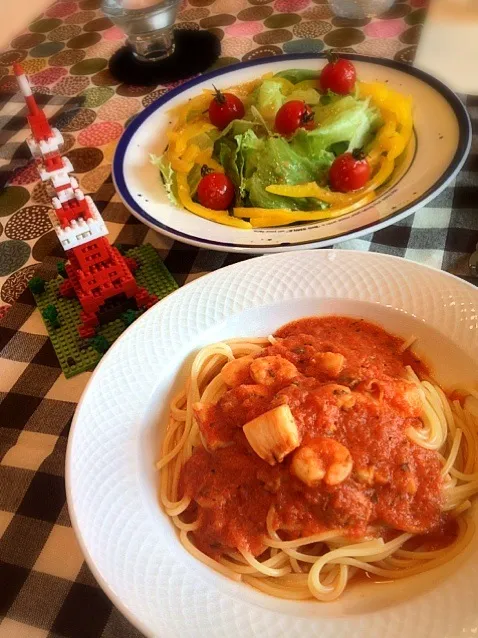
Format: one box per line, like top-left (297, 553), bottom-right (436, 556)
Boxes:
top-left (1, 0), bottom-right (478, 635)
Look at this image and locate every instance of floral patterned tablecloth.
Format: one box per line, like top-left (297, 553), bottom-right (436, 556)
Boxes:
top-left (0, 0), bottom-right (428, 317)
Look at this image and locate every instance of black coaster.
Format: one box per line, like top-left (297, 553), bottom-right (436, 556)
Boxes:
top-left (108, 30), bottom-right (221, 86)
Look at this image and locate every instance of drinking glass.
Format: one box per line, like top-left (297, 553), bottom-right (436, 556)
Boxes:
top-left (102, 0), bottom-right (180, 62)
top-left (327, 0), bottom-right (394, 18)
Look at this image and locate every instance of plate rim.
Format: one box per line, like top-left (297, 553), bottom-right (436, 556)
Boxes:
top-left (66, 250), bottom-right (478, 638)
top-left (112, 53), bottom-right (471, 253)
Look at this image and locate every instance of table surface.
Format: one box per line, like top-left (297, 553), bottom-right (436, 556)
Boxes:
top-left (414, 0), bottom-right (478, 95)
top-left (0, 0), bottom-right (477, 636)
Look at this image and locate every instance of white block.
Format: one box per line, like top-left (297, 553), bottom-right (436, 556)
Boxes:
top-left (16, 74), bottom-right (32, 98)
top-left (57, 188), bottom-right (76, 204)
top-left (52, 128), bottom-right (64, 148)
top-left (50, 195), bottom-right (108, 250)
top-left (26, 136), bottom-right (42, 160)
top-left (39, 157), bottom-right (74, 184)
top-left (39, 138), bottom-right (60, 156)
top-left (27, 129), bottom-right (65, 160)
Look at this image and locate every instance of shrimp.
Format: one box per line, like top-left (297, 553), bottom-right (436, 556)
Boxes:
top-left (221, 355), bottom-right (254, 387)
top-left (291, 438), bottom-right (353, 487)
top-left (309, 351), bottom-right (345, 378)
top-left (250, 355), bottom-right (298, 387)
top-left (311, 384), bottom-right (356, 410)
top-left (193, 402), bottom-right (231, 451)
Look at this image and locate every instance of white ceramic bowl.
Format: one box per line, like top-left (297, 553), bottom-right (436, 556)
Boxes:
top-left (67, 251), bottom-right (478, 638)
top-left (113, 54), bottom-right (471, 253)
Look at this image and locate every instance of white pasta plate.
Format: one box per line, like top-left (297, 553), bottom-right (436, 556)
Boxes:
top-left (113, 54), bottom-right (471, 253)
top-left (67, 251), bottom-right (478, 637)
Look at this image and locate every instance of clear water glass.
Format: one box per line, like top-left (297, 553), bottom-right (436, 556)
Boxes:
top-left (327, 0), bottom-right (394, 18)
top-left (102, 0), bottom-right (180, 62)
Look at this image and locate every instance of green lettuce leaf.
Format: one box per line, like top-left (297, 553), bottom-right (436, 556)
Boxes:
top-left (216, 118), bottom-right (258, 140)
top-left (150, 153), bottom-right (179, 205)
top-left (287, 88), bottom-right (321, 106)
top-left (235, 128), bottom-right (262, 198)
top-left (213, 120), bottom-right (257, 185)
top-left (213, 128), bottom-right (262, 204)
top-left (312, 95), bottom-right (382, 152)
top-left (249, 105), bottom-right (272, 136)
top-left (187, 163), bottom-right (202, 196)
top-left (289, 131), bottom-right (335, 170)
top-left (214, 137), bottom-right (241, 189)
top-left (255, 79), bottom-right (287, 120)
top-left (328, 141), bottom-right (349, 157)
top-left (273, 69), bottom-right (319, 85)
top-left (245, 137), bottom-right (329, 210)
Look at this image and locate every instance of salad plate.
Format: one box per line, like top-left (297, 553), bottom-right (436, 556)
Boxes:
top-left (113, 54), bottom-right (471, 253)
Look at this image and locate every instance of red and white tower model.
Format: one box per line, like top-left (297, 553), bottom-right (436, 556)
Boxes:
top-left (14, 63), bottom-right (157, 338)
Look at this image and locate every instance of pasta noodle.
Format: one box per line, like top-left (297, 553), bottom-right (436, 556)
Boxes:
top-left (157, 318), bottom-right (478, 601)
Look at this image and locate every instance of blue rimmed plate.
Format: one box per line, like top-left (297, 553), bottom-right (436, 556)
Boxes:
top-left (113, 54), bottom-right (471, 253)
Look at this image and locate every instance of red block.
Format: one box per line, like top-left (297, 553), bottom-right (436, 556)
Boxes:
top-left (44, 153), bottom-right (63, 172)
top-left (59, 278), bottom-right (75, 298)
top-left (78, 324), bottom-right (96, 339)
top-left (124, 257), bottom-right (138, 272)
top-left (62, 237), bottom-right (161, 337)
top-left (56, 198), bottom-right (93, 228)
top-left (79, 310), bottom-right (99, 329)
top-left (27, 112), bottom-right (54, 142)
top-left (135, 288), bottom-right (158, 310)
top-left (71, 238), bottom-right (111, 270)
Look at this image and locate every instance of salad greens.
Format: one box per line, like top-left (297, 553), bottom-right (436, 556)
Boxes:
top-left (151, 155), bottom-right (179, 205)
top-left (273, 69), bottom-right (320, 84)
top-left (154, 69), bottom-right (383, 213)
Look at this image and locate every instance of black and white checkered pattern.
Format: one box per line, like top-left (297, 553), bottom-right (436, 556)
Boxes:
top-left (337, 96), bottom-right (478, 276)
top-left (0, 52), bottom-right (477, 638)
top-left (1, 123), bottom-right (477, 634)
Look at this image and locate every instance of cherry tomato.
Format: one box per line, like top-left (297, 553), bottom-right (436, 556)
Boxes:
top-left (197, 170), bottom-right (235, 210)
top-left (275, 100), bottom-right (315, 137)
top-left (320, 55), bottom-right (356, 95)
top-left (208, 87), bottom-right (245, 131)
top-left (329, 151), bottom-right (371, 193)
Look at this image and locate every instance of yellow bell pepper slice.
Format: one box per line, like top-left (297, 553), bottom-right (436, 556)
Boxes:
top-left (182, 144), bottom-right (200, 164)
top-left (176, 173), bottom-right (251, 229)
top-left (268, 77), bottom-right (295, 95)
top-left (244, 193), bottom-right (375, 227)
top-left (366, 157), bottom-right (395, 190)
top-left (170, 156), bottom-right (194, 173)
top-left (242, 208), bottom-right (335, 224)
top-left (195, 149), bottom-right (224, 173)
top-left (229, 78), bottom-right (263, 101)
top-left (169, 91), bottom-right (213, 126)
top-left (172, 120), bottom-right (216, 157)
top-left (266, 156), bottom-right (395, 205)
top-left (233, 206), bottom-right (332, 219)
top-left (265, 182), bottom-right (363, 205)
top-left (359, 81), bottom-right (413, 163)
top-left (293, 79), bottom-right (318, 91)
top-left (169, 144), bottom-right (201, 173)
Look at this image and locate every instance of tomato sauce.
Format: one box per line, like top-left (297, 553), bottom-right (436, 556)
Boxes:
top-left (180, 317), bottom-right (445, 559)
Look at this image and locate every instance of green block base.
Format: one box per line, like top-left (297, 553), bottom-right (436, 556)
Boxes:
top-left (33, 244), bottom-right (178, 379)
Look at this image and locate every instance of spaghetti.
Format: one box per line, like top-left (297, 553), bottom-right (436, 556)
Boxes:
top-left (157, 317), bottom-right (478, 601)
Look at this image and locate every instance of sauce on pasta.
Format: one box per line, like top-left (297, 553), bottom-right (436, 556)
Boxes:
top-left (180, 318), bottom-right (448, 561)
top-left (158, 315), bottom-right (477, 601)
